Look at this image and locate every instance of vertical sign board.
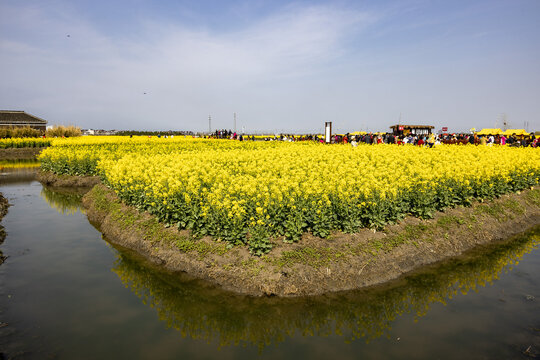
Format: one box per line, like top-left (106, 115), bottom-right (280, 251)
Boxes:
top-left (325, 122), bottom-right (332, 143)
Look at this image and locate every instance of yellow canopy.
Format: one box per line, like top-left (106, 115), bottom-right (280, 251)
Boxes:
top-left (476, 128), bottom-right (503, 135)
top-left (502, 129), bottom-right (529, 136)
top-left (350, 131), bottom-right (367, 135)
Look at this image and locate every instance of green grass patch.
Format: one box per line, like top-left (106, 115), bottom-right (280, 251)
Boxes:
top-left (503, 199), bottom-right (525, 215)
top-left (474, 198), bottom-right (525, 221)
top-left (176, 238), bottom-right (229, 257)
top-left (437, 215), bottom-right (466, 228)
top-left (525, 188), bottom-right (540, 206)
top-left (240, 258), bottom-right (266, 276)
top-left (474, 203), bottom-right (507, 221)
top-left (272, 247), bottom-right (346, 269)
top-left (381, 223), bottom-right (431, 251)
top-left (88, 185), bottom-right (117, 212)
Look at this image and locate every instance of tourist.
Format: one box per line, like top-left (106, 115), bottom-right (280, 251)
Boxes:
top-left (480, 136), bottom-right (487, 146)
top-left (427, 134), bottom-right (435, 148)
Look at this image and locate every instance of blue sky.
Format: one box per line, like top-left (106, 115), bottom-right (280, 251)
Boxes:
top-left (1, 0), bottom-right (539, 133)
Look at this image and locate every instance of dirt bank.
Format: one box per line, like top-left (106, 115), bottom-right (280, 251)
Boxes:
top-left (0, 193), bottom-right (9, 264)
top-left (0, 148), bottom-right (43, 160)
top-left (37, 170), bottom-right (101, 188)
top-left (82, 183), bottom-right (540, 297)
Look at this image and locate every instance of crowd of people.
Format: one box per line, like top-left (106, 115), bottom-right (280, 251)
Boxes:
top-left (338, 132), bottom-right (538, 148)
top-left (201, 129), bottom-right (539, 148)
top-left (208, 129), bottom-right (255, 141)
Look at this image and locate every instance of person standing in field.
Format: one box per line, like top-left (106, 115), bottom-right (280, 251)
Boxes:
top-left (480, 136), bottom-right (487, 146)
top-left (366, 134), bottom-right (372, 145)
top-left (427, 133), bottom-right (435, 148)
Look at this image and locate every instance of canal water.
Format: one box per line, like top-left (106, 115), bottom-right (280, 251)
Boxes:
top-left (0, 167), bottom-right (539, 359)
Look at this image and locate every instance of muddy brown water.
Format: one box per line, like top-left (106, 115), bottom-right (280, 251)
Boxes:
top-left (0, 166), bottom-right (539, 359)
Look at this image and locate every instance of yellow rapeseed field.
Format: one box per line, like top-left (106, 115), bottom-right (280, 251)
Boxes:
top-left (40, 136), bottom-right (540, 254)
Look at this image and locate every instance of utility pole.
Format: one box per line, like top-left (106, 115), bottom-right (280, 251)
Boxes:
top-left (499, 113), bottom-right (508, 130)
top-left (234, 112), bottom-right (237, 133)
top-left (208, 115), bottom-right (211, 134)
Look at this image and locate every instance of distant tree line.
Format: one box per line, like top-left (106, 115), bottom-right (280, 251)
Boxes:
top-left (116, 130), bottom-right (194, 136)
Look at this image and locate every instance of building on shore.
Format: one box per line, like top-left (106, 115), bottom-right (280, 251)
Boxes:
top-left (0, 110), bottom-right (47, 132)
top-left (389, 124), bottom-right (434, 136)
top-left (81, 129), bottom-right (118, 136)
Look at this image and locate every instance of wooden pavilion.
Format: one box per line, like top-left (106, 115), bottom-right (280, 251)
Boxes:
top-left (389, 124), bottom-right (434, 136)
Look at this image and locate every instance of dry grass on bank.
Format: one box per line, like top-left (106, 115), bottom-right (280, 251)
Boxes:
top-left (0, 126), bottom-right (42, 138)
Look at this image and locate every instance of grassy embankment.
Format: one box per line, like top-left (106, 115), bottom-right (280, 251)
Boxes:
top-left (83, 182), bottom-right (540, 296)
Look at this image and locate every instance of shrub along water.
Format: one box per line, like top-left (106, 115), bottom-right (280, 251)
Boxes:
top-left (45, 125), bottom-right (82, 138)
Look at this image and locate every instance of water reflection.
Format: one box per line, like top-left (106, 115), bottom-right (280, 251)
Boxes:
top-left (0, 159), bottom-right (40, 168)
top-left (40, 186), bottom-right (86, 215)
top-left (0, 163), bottom-right (38, 185)
top-left (109, 227), bottom-right (539, 349)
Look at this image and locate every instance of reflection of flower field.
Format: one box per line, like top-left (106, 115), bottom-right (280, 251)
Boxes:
top-left (0, 138), bottom-right (51, 148)
top-left (40, 186), bottom-right (85, 216)
top-left (111, 227), bottom-right (539, 348)
top-left (40, 137), bottom-right (540, 254)
top-left (0, 160), bottom-right (40, 169)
